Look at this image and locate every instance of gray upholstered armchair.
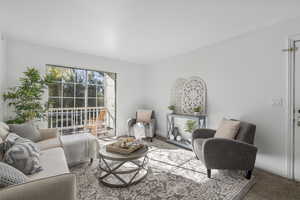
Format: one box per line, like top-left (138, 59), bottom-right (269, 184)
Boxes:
top-left (127, 110), bottom-right (156, 141)
top-left (192, 120), bottom-right (257, 179)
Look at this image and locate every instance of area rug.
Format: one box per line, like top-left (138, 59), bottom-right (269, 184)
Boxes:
top-left (71, 141), bottom-right (255, 200)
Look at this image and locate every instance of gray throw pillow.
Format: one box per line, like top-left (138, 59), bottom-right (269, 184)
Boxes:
top-left (9, 123), bottom-right (41, 142)
top-left (4, 133), bottom-right (33, 151)
top-left (0, 162), bottom-right (27, 188)
top-left (4, 134), bottom-right (43, 175)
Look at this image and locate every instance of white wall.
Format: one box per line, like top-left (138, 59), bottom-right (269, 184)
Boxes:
top-left (4, 38), bottom-right (146, 135)
top-left (144, 17), bottom-right (300, 177)
top-left (0, 32), bottom-right (7, 121)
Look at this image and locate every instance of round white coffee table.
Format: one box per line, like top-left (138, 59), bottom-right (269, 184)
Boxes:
top-left (98, 145), bottom-right (149, 187)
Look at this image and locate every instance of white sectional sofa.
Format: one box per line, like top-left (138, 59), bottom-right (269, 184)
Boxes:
top-left (0, 128), bottom-right (76, 200)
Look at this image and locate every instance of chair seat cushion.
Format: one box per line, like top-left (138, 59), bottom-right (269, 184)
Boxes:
top-left (37, 138), bottom-right (61, 151)
top-left (214, 119), bottom-right (240, 139)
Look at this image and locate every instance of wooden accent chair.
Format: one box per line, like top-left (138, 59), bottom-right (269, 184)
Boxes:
top-left (85, 109), bottom-right (107, 137)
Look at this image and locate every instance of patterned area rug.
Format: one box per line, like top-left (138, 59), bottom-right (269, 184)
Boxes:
top-left (71, 141), bottom-right (255, 200)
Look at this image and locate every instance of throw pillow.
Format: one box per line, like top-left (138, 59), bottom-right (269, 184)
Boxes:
top-left (136, 110), bottom-right (152, 123)
top-left (214, 119), bottom-right (241, 139)
top-left (4, 134), bottom-right (42, 175)
top-left (0, 126), bottom-right (9, 140)
top-left (4, 133), bottom-right (33, 151)
top-left (9, 123), bottom-right (41, 142)
top-left (0, 122), bottom-right (10, 131)
top-left (0, 162), bottom-right (27, 188)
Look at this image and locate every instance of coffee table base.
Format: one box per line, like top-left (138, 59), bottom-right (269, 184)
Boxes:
top-left (98, 155), bottom-right (149, 188)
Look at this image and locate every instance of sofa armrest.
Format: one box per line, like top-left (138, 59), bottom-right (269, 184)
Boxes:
top-left (0, 173), bottom-right (76, 200)
top-left (203, 138), bottom-right (257, 170)
top-left (39, 128), bottom-right (59, 140)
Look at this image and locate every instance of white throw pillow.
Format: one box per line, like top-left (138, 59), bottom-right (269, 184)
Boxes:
top-left (214, 119), bottom-right (240, 139)
top-left (0, 127), bottom-right (9, 140)
top-left (0, 122), bottom-right (9, 131)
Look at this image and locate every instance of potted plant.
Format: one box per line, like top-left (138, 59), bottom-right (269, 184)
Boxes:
top-left (3, 67), bottom-right (54, 124)
top-left (184, 120), bottom-right (197, 134)
top-left (193, 106), bottom-right (201, 116)
top-left (168, 105), bottom-right (176, 114)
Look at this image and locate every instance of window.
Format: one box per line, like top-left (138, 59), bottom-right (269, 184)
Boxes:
top-left (47, 65), bottom-right (116, 135)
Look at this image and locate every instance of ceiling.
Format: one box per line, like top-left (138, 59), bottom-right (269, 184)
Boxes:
top-left (0, 0), bottom-right (300, 64)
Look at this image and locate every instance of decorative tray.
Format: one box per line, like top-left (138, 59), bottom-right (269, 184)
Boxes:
top-left (106, 138), bottom-right (144, 155)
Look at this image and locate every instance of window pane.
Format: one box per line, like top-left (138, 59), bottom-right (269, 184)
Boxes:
top-left (96, 86), bottom-right (104, 97)
top-left (75, 98), bottom-right (85, 107)
top-left (88, 85), bottom-right (96, 97)
top-left (97, 97), bottom-right (104, 107)
top-left (63, 98), bottom-right (74, 108)
top-left (48, 83), bottom-right (62, 97)
top-left (63, 84), bottom-right (74, 97)
top-left (88, 98), bottom-right (96, 107)
top-left (75, 84), bottom-right (85, 97)
top-left (75, 69), bottom-right (86, 83)
top-left (47, 66), bottom-right (63, 82)
top-left (88, 71), bottom-right (104, 85)
top-left (62, 68), bottom-right (75, 83)
top-left (48, 98), bottom-right (61, 108)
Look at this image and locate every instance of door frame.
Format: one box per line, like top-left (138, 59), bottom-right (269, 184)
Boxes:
top-left (286, 35), bottom-right (300, 180)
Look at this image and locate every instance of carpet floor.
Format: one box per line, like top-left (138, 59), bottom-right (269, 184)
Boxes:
top-left (71, 139), bottom-right (255, 200)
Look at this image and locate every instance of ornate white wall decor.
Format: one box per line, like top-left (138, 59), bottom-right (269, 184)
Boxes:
top-left (170, 78), bottom-right (186, 113)
top-left (170, 76), bottom-right (207, 115)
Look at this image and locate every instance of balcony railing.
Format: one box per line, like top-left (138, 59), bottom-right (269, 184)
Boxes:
top-left (47, 107), bottom-right (115, 135)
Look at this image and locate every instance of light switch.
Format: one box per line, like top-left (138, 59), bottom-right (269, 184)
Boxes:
top-left (271, 98), bottom-right (283, 107)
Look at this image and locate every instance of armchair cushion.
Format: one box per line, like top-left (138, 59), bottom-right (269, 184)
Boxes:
top-left (203, 138), bottom-right (257, 170)
top-left (214, 119), bottom-right (240, 139)
top-left (136, 110), bottom-right (152, 123)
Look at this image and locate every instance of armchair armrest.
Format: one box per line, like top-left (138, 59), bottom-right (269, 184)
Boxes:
top-left (0, 173), bottom-right (76, 200)
top-left (39, 128), bottom-right (59, 140)
top-left (192, 129), bottom-right (216, 140)
top-left (127, 118), bottom-right (136, 127)
top-left (203, 138), bottom-right (257, 170)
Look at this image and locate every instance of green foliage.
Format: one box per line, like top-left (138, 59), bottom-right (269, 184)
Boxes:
top-left (193, 106), bottom-right (201, 112)
top-left (168, 105), bottom-right (175, 110)
top-left (184, 120), bottom-right (197, 133)
top-left (3, 67), bottom-right (54, 124)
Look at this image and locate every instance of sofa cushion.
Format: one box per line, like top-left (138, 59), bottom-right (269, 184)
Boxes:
top-left (9, 123), bottom-right (41, 142)
top-left (37, 138), bottom-right (61, 151)
top-left (0, 162), bottom-right (28, 188)
top-left (4, 134), bottom-right (42, 175)
top-left (28, 148), bottom-right (69, 181)
top-left (214, 119), bottom-right (240, 139)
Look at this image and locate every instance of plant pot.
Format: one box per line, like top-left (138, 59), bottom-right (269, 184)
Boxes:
top-left (193, 112), bottom-right (200, 116)
top-left (169, 110), bottom-right (175, 114)
top-left (176, 135), bottom-right (182, 141)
